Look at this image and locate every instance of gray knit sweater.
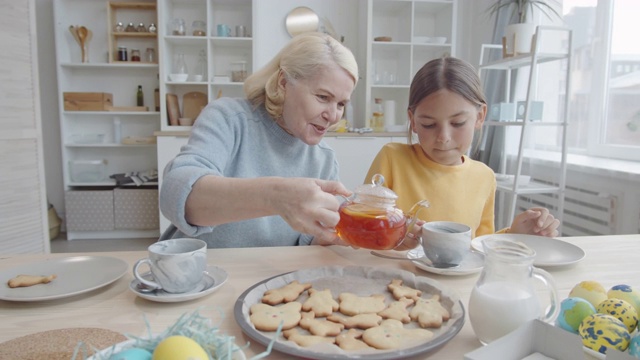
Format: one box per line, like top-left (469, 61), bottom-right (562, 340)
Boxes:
top-left (159, 97), bottom-right (339, 248)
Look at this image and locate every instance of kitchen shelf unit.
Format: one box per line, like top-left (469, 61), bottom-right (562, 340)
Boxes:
top-left (364, 0), bottom-right (457, 128)
top-left (478, 26), bottom-right (572, 230)
top-left (158, 0), bottom-right (253, 130)
top-left (54, 0), bottom-right (161, 240)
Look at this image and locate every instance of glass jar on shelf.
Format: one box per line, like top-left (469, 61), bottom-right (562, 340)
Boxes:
top-left (131, 49), bottom-right (141, 62)
top-left (193, 49), bottom-right (207, 82)
top-left (148, 23), bottom-right (157, 34)
top-left (231, 61), bottom-right (248, 82)
top-left (125, 22), bottom-right (136, 32)
top-left (192, 21), bottom-right (206, 36)
top-left (172, 18), bottom-right (186, 36)
top-left (136, 23), bottom-right (147, 32)
top-left (115, 22), bottom-right (125, 32)
top-left (145, 48), bottom-right (156, 63)
top-left (372, 98), bottom-right (385, 131)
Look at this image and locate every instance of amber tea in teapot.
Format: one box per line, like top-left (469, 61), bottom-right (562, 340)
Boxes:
top-left (336, 174), bottom-right (429, 250)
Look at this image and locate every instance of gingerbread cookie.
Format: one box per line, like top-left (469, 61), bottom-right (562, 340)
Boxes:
top-left (326, 313), bottom-right (383, 329)
top-left (299, 311), bottom-right (344, 337)
top-left (283, 328), bottom-right (336, 348)
top-left (377, 297), bottom-right (414, 323)
top-left (7, 274), bottom-right (56, 288)
top-left (339, 293), bottom-right (386, 316)
top-left (261, 280), bottom-right (312, 305)
top-left (409, 295), bottom-right (450, 328)
top-left (249, 302), bottom-right (302, 331)
top-left (362, 319), bottom-right (433, 350)
top-left (302, 288), bottom-right (340, 317)
top-left (387, 279), bottom-right (422, 301)
top-left (336, 329), bottom-right (373, 351)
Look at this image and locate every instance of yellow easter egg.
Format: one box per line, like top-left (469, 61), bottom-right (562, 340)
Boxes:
top-left (152, 336), bottom-right (208, 360)
top-left (570, 281), bottom-right (608, 308)
top-left (579, 313), bottom-right (631, 355)
top-left (608, 284), bottom-right (640, 317)
top-left (597, 298), bottom-right (638, 333)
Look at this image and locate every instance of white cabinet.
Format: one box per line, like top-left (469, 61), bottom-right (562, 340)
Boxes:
top-left (478, 26), bottom-right (572, 230)
top-left (158, 0), bottom-right (253, 131)
top-left (54, 0), bottom-right (161, 240)
top-left (364, 0), bottom-right (457, 128)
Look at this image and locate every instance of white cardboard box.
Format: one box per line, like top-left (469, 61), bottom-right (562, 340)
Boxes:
top-left (464, 320), bottom-right (636, 360)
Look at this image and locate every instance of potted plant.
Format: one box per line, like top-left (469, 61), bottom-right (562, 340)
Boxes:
top-left (488, 0), bottom-right (562, 56)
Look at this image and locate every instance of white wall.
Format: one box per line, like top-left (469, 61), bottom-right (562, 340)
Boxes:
top-left (36, 0), bottom-right (493, 219)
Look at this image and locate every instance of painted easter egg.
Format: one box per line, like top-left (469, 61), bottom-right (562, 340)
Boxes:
top-left (597, 298), bottom-right (638, 333)
top-left (109, 348), bottom-right (153, 360)
top-left (579, 313), bottom-right (631, 355)
top-left (557, 297), bottom-right (597, 333)
top-left (608, 285), bottom-right (640, 317)
top-left (570, 281), bottom-right (608, 308)
top-left (629, 333), bottom-right (640, 358)
top-left (152, 336), bottom-right (208, 360)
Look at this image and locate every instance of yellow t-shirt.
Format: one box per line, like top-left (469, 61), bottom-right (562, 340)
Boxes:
top-left (364, 142), bottom-right (498, 238)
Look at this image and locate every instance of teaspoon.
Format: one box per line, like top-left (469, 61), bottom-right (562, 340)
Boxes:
top-left (370, 251), bottom-right (460, 269)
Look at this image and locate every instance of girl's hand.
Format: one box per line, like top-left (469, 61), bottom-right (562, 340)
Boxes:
top-left (509, 207), bottom-right (560, 238)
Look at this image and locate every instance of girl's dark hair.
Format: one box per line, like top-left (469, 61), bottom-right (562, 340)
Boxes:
top-left (407, 57), bottom-right (487, 147)
top-left (408, 57), bottom-right (486, 113)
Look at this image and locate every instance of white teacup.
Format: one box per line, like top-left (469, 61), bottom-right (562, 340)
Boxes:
top-left (421, 221), bottom-right (472, 267)
top-left (133, 238), bottom-right (207, 293)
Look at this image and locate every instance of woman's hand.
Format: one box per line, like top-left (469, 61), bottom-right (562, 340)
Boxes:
top-left (273, 178), bottom-right (351, 244)
top-left (394, 220), bottom-right (425, 251)
top-left (509, 207), bottom-right (560, 237)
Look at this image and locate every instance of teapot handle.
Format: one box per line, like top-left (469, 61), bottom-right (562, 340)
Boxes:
top-left (394, 200), bottom-right (430, 249)
top-left (533, 267), bottom-right (560, 323)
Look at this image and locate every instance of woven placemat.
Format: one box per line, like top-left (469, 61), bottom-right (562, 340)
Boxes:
top-left (0, 328), bottom-right (126, 360)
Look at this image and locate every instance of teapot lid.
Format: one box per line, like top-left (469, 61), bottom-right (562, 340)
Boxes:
top-left (353, 174), bottom-right (398, 202)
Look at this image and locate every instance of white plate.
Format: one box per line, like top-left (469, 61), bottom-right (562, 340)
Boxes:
top-left (234, 266), bottom-right (465, 359)
top-left (0, 256), bottom-right (127, 302)
top-left (407, 248), bottom-right (485, 276)
top-left (471, 234), bottom-right (585, 267)
top-left (129, 265), bottom-right (228, 303)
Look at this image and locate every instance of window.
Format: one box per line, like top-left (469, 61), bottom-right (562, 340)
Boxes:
top-left (563, 0), bottom-right (640, 161)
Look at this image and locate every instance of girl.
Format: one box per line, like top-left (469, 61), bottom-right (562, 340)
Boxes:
top-left (365, 57), bottom-right (559, 240)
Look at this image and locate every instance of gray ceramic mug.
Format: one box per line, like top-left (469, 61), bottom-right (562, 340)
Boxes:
top-left (421, 221), bottom-right (472, 267)
top-left (133, 238), bottom-right (207, 293)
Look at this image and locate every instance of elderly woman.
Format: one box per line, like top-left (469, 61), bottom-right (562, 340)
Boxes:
top-left (160, 32), bottom-right (359, 248)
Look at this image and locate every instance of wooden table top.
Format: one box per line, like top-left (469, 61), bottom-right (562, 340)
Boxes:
top-left (1, 234), bottom-right (638, 359)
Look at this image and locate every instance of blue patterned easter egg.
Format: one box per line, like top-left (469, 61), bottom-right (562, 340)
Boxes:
top-left (579, 313), bottom-right (631, 354)
top-left (597, 298), bottom-right (638, 333)
top-left (629, 333), bottom-right (640, 358)
top-left (608, 285), bottom-right (640, 318)
top-left (557, 297), bottom-right (596, 333)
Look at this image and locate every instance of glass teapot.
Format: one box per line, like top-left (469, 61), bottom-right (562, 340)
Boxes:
top-left (336, 174), bottom-right (429, 250)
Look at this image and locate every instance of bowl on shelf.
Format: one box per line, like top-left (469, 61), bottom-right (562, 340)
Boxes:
top-left (413, 36), bottom-right (431, 43)
top-left (169, 73), bottom-right (188, 82)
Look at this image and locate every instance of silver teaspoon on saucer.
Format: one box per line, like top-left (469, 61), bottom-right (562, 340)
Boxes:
top-left (370, 251), bottom-right (460, 269)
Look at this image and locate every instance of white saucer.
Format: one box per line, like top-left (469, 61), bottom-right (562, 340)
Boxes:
top-left (129, 265), bottom-right (228, 303)
top-left (471, 234), bottom-right (585, 268)
top-left (407, 248), bottom-right (484, 276)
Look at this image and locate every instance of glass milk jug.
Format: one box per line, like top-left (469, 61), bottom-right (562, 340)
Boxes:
top-left (468, 237), bottom-right (559, 345)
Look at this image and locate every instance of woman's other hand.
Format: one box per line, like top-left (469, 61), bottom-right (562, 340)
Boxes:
top-left (510, 207), bottom-right (560, 237)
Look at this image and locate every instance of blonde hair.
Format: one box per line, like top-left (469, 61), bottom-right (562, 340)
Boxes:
top-left (244, 32), bottom-right (359, 120)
